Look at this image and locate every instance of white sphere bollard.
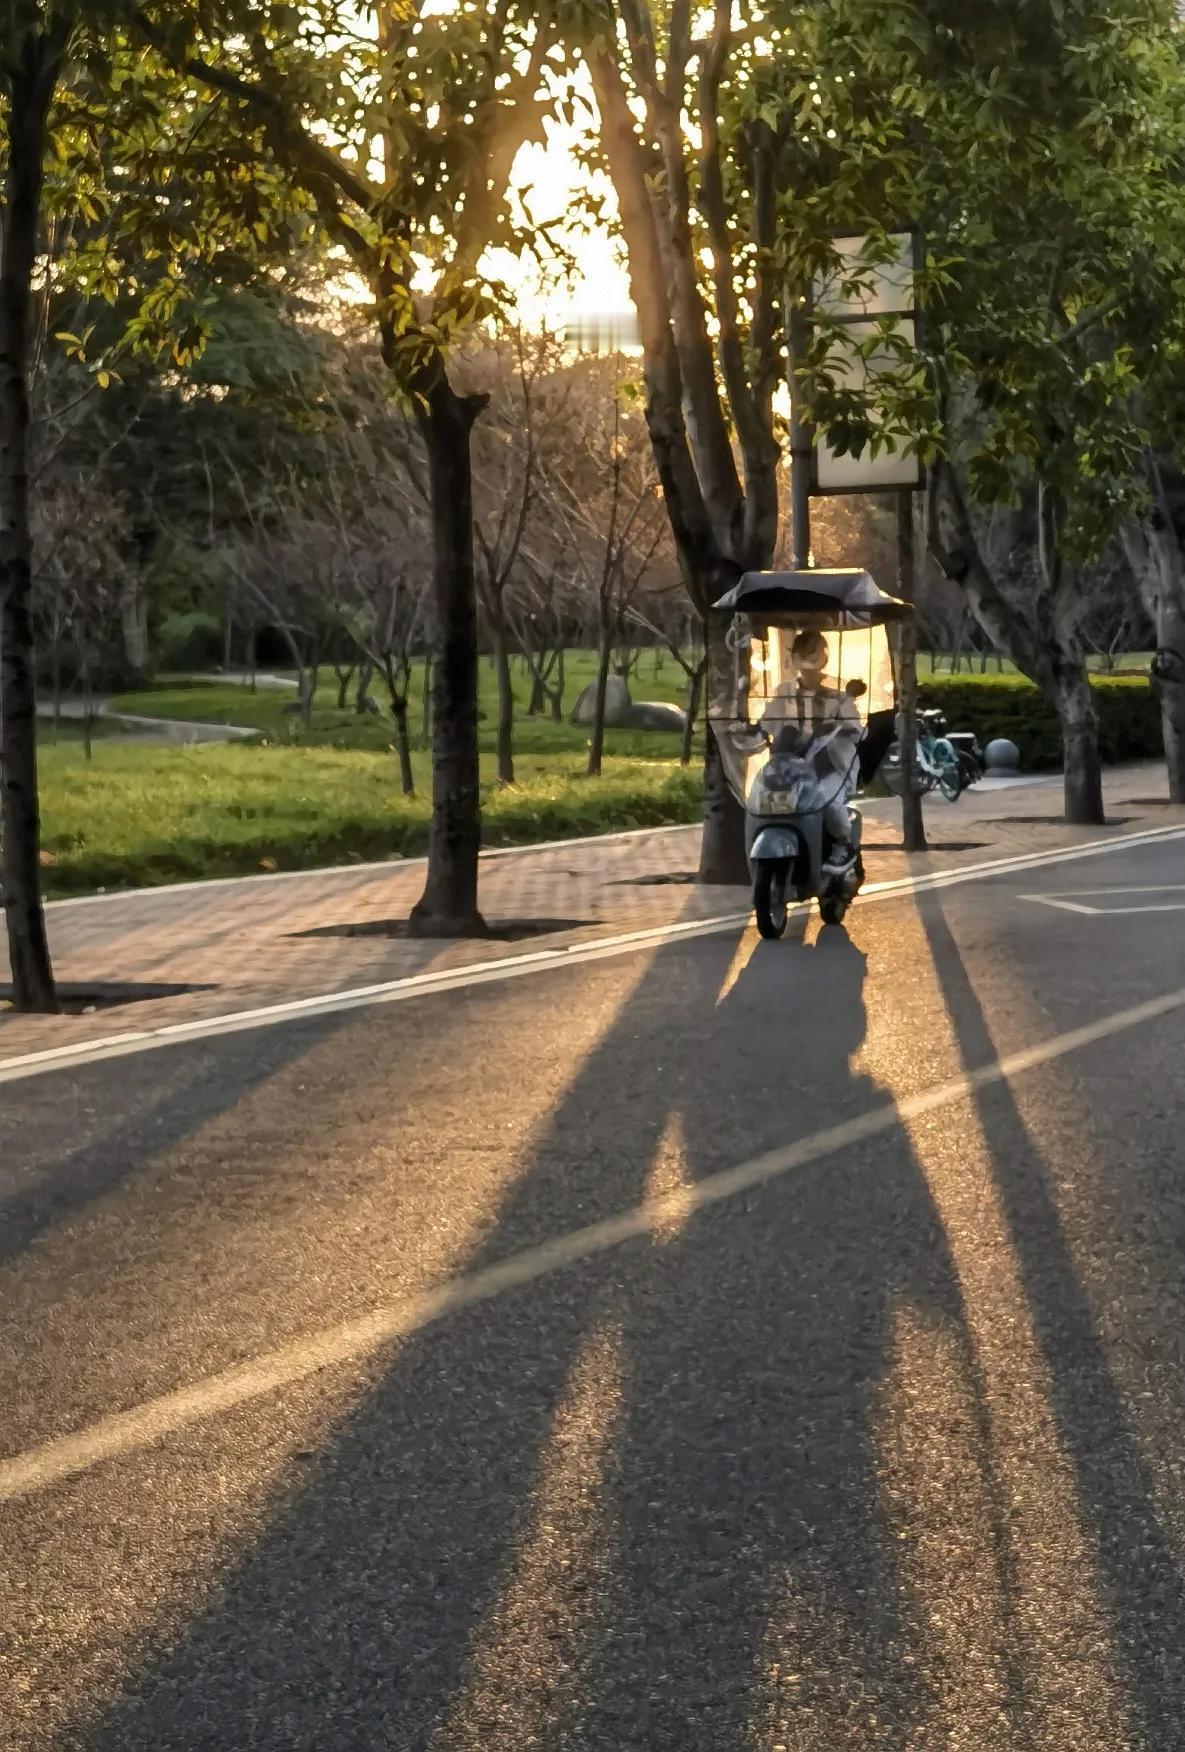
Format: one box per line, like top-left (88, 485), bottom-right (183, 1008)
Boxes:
top-left (985, 737), bottom-right (1019, 774)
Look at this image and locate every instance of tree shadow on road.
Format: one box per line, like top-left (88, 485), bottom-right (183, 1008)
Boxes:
top-left (915, 889), bottom-right (1185, 1750)
top-left (76, 912), bottom-right (1063, 1749)
top-left (0, 1025), bottom-right (353, 1274)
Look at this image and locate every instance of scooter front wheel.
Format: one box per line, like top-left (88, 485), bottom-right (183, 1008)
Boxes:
top-left (754, 861), bottom-right (790, 939)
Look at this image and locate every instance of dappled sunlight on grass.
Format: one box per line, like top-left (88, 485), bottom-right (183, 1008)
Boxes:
top-left (37, 739), bottom-right (701, 895)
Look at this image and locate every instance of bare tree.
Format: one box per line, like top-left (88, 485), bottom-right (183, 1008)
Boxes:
top-left (537, 381), bottom-right (668, 776)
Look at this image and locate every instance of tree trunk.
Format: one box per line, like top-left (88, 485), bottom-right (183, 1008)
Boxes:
top-left (1049, 664), bottom-right (1105, 825)
top-left (301, 659), bottom-right (320, 728)
top-left (246, 623), bottom-right (257, 691)
top-left (586, 624), bottom-right (612, 778)
top-left (355, 660), bottom-right (373, 713)
top-left (1155, 664), bottom-right (1185, 803)
top-left (697, 621), bottom-right (749, 884)
top-left (334, 664), bottom-right (353, 711)
top-left (410, 378), bottom-right (486, 936)
top-left (527, 669), bottom-right (546, 715)
top-left (0, 35), bottom-right (58, 1012)
top-left (896, 493), bottom-right (927, 852)
top-left (120, 574), bottom-right (149, 681)
top-left (392, 697), bottom-right (415, 798)
top-left (491, 620), bottom-right (514, 786)
top-left (1150, 587), bottom-right (1185, 802)
top-left (1120, 481), bottom-right (1185, 803)
top-left (82, 665), bottom-right (94, 763)
top-left (419, 648), bottom-right (432, 747)
top-left (552, 646), bottom-right (565, 721)
top-left (681, 658), bottom-right (704, 767)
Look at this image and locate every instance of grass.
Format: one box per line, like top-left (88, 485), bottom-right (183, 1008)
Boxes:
top-left (37, 740), bottom-right (702, 898)
top-left (108, 649), bottom-right (696, 761)
top-left (40, 653), bottom-right (706, 896)
top-left (44, 644), bottom-right (1156, 898)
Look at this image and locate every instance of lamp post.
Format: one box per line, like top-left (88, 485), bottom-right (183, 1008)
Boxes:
top-left (801, 229), bottom-right (928, 849)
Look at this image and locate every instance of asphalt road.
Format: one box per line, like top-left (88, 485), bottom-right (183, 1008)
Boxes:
top-left (3, 834), bottom-right (1185, 1751)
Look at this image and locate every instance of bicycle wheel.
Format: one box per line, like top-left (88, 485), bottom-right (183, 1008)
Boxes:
top-left (933, 739), bottom-right (963, 802)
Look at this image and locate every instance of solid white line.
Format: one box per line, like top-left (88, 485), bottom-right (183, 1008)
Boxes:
top-left (1020, 896), bottom-right (1100, 915)
top-left (1046, 884), bottom-right (1185, 897)
top-left (5, 824), bottom-right (1185, 1087)
top-left (2, 974), bottom-right (1184, 1505)
top-left (1022, 880), bottom-right (1185, 916)
top-left (1093, 904), bottom-right (1185, 914)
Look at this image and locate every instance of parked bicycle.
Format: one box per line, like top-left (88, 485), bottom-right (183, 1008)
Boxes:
top-left (883, 708), bottom-right (985, 802)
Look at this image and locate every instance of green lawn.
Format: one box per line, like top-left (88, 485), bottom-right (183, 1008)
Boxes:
top-left (37, 740), bottom-right (702, 897)
top-left (109, 649), bottom-right (696, 761)
top-left (42, 645), bottom-right (1157, 898)
top-left (40, 653), bottom-right (704, 896)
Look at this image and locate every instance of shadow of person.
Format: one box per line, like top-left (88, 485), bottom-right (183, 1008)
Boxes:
top-left (81, 915), bottom-right (996, 1752)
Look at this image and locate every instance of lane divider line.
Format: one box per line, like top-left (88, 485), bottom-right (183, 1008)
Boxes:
top-left (4, 823), bottom-right (1183, 1087)
top-left (2, 973), bottom-right (1184, 1504)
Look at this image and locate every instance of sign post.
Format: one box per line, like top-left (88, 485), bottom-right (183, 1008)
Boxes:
top-left (793, 230), bottom-right (928, 847)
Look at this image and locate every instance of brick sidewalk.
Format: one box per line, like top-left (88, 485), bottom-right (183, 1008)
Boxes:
top-left (2, 765), bottom-right (1180, 1064)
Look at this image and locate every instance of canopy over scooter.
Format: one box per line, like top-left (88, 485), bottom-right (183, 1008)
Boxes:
top-left (712, 566), bottom-right (910, 623)
top-left (707, 568), bottom-right (910, 810)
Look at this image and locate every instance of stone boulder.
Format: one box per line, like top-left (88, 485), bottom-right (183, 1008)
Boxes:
top-left (570, 674), bottom-right (634, 728)
top-left (625, 700), bottom-right (688, 733)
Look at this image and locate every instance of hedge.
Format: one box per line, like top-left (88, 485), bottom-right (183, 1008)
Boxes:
top-left (919, 674), bottom-right (1162, 770)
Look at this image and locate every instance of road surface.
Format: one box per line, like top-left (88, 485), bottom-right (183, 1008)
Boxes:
top-left (3, 832), bottom-right (1185, 1750)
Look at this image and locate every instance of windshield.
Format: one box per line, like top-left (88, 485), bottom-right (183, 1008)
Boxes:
top-left (710, 615), bottom-right (895, 807)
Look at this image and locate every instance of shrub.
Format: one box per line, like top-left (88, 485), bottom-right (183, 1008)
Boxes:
top-left (920, 674), bottom-right (1161, 770)
top-left (156, 609), bottom-right (223, 672)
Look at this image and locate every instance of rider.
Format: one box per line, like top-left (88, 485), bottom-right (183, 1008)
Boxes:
top-left (761, 629), bottom-right (862, 875)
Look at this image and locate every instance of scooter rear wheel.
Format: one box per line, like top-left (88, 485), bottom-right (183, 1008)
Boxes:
top-left (819, 851), bottom-right (864, 928)
top-left (754, 861), bottom-right (790, 940)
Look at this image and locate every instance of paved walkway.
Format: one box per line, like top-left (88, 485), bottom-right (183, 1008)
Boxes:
top-left (36, 698), bottom-right (257, 744)
top-left (2, 765), bottom-right (1180, 1063)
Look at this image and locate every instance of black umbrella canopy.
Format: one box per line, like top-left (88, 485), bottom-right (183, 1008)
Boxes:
top-left (711, 567), bottom-right (911, 622)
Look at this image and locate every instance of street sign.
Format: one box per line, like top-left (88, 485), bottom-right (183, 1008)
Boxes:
top-left (809, 231), bottom-right (922, 494)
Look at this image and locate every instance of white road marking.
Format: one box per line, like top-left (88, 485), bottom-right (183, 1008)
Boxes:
top-left (43, 777), bottom-right (1069, 912)
top-left (1022, 881), bottom-right (1185, 916)
top-left (2, 974), bottom-right (1183, 1505)
top-left (4, 824), bottom-right (1185, 1087)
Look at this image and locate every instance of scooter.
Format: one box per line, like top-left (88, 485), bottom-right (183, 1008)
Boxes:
top-left (707, 563), bottom-right (914, 942)
top-left (744, 711), bottom-right (866, 939)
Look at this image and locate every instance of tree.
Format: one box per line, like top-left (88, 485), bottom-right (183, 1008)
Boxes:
top-left (1120, 455), bottom-right (1185, 800)
top-left (760, 0), bottom-right (1185, 824)
top-left (469, 329), bottom-right (568, 787)
top-left (1, 5), bottom-right (73, 1011)
top-left (574, 1), bottom-right (785, 880)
